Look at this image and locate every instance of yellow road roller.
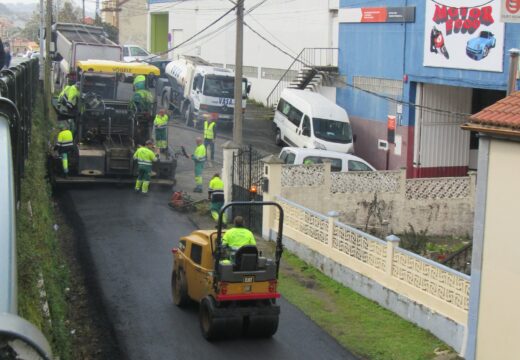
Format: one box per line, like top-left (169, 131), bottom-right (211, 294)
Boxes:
top-left (170, 201), bottom-right (284, 340)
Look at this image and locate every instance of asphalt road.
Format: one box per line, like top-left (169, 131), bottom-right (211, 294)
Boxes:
top-left (63, 186), bottom-right (357, 360)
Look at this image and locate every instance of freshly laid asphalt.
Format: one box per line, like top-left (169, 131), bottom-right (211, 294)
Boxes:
top-left (63, 186), bottom-right (357, 360)
top-left (59, 111), bottom-right (357, 359)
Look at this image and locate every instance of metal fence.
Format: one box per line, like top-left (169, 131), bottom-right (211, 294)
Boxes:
top-left (0, 58), bottom-right (52, 359)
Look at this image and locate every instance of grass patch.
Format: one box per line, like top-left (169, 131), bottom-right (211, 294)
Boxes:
top-left (278, 251), bottom-right (451, 360)
top-left (17, 96), bottom-right (74, 358)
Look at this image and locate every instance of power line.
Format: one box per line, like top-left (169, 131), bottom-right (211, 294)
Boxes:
top-left (147, 0), bottom-right (269, 59)
top-left (148, 4), bottom-right (237, 59)
top-left (243, 22), bottom-right (472, 119)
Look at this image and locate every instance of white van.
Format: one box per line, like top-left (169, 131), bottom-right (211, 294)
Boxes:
top-left (273, 89), bottom-right (354, 153)
top-left (279, 147), bottom-right (375, 172)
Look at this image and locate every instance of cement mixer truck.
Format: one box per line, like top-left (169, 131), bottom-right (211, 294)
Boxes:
top-left (156, 56), bottom-right (250, 128)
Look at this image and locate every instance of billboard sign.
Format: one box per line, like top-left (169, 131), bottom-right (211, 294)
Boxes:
top-left (339, 7), bottom-right (415, 23)
top-left (501, 0), bottom-right (520, 22)
top-left (423, 0), bottom-right (505, 72)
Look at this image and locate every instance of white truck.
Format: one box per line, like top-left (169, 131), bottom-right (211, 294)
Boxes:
top-left (51, 23), bottom-right (122, 89)
top-left (157, 56), bottom-right (250, 128)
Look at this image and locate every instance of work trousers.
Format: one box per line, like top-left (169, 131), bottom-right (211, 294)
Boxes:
top-left (135, 165), bottom-right (152, 193)
top-left (155, 127), bottom-right (168, 149)
top-left (204, 138), bottom-right (215, 161)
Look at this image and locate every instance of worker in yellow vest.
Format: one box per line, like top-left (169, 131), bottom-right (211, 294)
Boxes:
top-left (208, 173), bottom-right (227, 224)
top-left (154, 109), bottom-right (169, 152)
top-left (222, 216), bottom-right (256, 249)
top-left (58, 79), bottom-right (80, 112)
top-left (191, 137), bottom-right (206, 193)
top-left (203, 113), bottom-right (217, 165)
top-left (133, 140), bottom-right (158, 194)
top-left (55, 123), bottom-right (74, 176)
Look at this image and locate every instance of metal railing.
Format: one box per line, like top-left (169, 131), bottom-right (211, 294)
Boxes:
top-left (0, 58), bottom-right (53, 359)
top-left (265, 47), bottom-right (338, 108)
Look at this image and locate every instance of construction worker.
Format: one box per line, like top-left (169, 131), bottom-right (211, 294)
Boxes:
top-left (222, 216), bottom-right (256, 250)
top-left (133, 74), bottom-right (146, 90)
top-left (132, 82), bottom-right (154, 113)
top-left (55, 123), bottom-right (74, 176)
top-left (154, 109), bottom-right (169, 152)
top-left (133, 140), bottom-right (158, 194)
top-left (203, 113), bottom-right (217, 165)
top-left (208, 173), bottom-right (227, 224)
top-left (191, 137), bottom-right (206, 193)
top-left (58, 79), bottom-right (80, 112)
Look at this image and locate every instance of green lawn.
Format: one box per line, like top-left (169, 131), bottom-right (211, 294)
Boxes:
top-left (278, 252), bottom-right (452, 360)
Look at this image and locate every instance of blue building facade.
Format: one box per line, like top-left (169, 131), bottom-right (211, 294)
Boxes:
top-left (337, 0), bottom-right (520, 177)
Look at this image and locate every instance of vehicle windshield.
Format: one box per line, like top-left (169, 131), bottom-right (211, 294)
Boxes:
top-left (312, 118), bottom-right (352, 143)
top-left (203, 75), bottom-right (235, 97)
top-left (81, 73), bottom-right (118, 100)
top-left (130, 47), bottom-right (149, 56)
top-left (480, 31), bottom-right (491, 38)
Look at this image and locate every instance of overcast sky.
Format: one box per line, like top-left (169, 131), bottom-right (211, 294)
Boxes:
top-left (4, 0), bottom-right (96, 14)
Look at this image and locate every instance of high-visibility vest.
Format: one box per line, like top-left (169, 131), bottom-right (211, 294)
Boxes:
top-left (57, 130), bottom-right (73, 147)
top-left (59, 85), bottom-right (79, 106)
top-left (66, 85), bottom-right (79, 105)
top-left (209, 176), bottom-right (224, 191)
top-left (222, 227), bottom-right (256, 248)
top-left (193, 144), bottom-right (206, 162)
top-left (154, 114), bottom-right (169, 127)
top-left (133, 146), bottom-right (156, 166)
top-left (204, 121), bottom-right (216, 140)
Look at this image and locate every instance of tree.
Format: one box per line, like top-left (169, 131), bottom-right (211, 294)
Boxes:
top-left (57, 1), bottom-right (82, 23)
top-left (20, 11), bottom-right (40, 42)
top-left (19, 1), bottom-right (83, 43)
top-left (94, 16), bottom-right (119, 44)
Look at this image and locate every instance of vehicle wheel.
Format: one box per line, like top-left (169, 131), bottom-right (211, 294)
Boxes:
top-left (199, 297), bottom-right (221, 340)
top-left (484, 46), bottom-right (490, 58)
top-left (184, 104), bottom-right (194, 127)
top-left (275, 128), bottom-right (283, 146)
top-left (171, 269), bottom-right (189, 307)
top-left (244, 314), bottom-right (279, 338)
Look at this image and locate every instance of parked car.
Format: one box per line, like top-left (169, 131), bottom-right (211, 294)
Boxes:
top-left (466, 31), bottom-right (496, 61)
top-left (278, 147), bottom-right (375, 172)
top-left (123, 45), bottom-right (154, 62)
top-left (273, 89), bottom-right (354, 153)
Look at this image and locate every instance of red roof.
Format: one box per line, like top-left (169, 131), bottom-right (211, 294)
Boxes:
top-left (463, 91), bottom-right (520, 137)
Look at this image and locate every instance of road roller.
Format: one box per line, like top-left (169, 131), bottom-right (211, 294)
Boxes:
top-left (170, 201), bottom-right (284, 340)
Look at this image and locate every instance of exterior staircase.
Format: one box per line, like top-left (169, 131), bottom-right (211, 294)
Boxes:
top-left (266, 48), bottom-right (342, 109)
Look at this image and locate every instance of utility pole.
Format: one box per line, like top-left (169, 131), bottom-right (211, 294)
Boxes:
top-left (39, 0), bottom-right (44, 84)
top-left (233, 0), bottom-right (244, 145)
top-left (44, 0), bottom-right (53, 122)
top-left (507, 48), bottom-right (519, 95)
top-left (82, 0), bottom-right (86, 22)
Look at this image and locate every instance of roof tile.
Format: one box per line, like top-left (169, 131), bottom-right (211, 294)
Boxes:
top-left (469, 91), bottom-right (520, 130)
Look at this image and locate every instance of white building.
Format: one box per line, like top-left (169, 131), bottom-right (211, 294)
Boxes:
top-left (147, 0), bottom-right (340, 103)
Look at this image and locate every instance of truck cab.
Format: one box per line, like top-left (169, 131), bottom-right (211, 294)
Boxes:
top-left (159, 56), bottom-right (250, 128)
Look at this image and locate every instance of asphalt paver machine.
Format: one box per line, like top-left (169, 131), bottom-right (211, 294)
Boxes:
top-left (50, 60), bottom-right (175, 185)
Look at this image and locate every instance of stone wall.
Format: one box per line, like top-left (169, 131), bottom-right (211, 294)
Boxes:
top-left (280, 165), bottom-right (475, 236)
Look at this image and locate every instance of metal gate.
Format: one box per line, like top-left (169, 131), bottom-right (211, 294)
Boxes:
top-left (232, 145), bottom-right (264, 234)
